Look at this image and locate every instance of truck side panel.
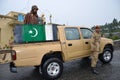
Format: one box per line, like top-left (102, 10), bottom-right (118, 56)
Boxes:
top-left (13, 42), bottom-right (61, 67)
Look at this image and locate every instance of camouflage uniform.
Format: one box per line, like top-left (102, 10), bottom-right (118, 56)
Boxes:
top-left (91, 32), bottom-right (101, 67)
top-left (24, 13), bottom-right (38, 24)
top-left (24, 5), bottom-right (39, 24)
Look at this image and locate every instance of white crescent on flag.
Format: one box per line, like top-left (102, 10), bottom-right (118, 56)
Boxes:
top-left (28, 28), bottom-right (38, 37)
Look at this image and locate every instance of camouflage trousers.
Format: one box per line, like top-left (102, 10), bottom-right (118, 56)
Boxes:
top-left (91, 51), bottom-right (99, 67)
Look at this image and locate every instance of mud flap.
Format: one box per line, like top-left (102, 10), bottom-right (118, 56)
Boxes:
top-left (10, 62), bottom-right (17, 73)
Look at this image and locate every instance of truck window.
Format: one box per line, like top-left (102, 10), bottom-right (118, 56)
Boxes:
top-left (80, 28), bottom-right (93, 39)
top-left (65, 28), bottom-right (80, 40)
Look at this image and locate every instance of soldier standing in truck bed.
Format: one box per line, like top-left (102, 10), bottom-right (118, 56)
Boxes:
top-left (41, 14), bottom-right (46, 25)
top-left (24, 5), bottom-right (39, 24)
top-left (91, 26), bottom-right (101, 75)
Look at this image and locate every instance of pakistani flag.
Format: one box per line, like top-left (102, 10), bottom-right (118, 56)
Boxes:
top-left (22, 24), bottom-right (46, 42)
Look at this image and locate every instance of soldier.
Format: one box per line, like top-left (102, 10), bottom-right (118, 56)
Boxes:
top-left (91, 26), bottom-right (101, 74)
top-left (24, 5), bottom-right (39, 24)
top-left (41, 14), bottom-right (46, 25)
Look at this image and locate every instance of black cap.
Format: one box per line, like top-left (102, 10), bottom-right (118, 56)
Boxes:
top-left (32, 5), bottom-right (38, 10)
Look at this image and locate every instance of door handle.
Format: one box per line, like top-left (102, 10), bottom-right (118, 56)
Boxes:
top-left (68, 43), bottom-right (72, 46)
top-left (85, 42), bottom-right (89, 44)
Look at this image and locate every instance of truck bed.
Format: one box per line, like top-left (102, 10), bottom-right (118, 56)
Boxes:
top-left (12, 41), bottom-right (62, 67)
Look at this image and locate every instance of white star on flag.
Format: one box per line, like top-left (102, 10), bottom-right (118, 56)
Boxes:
top-left (29, 30), bottom-right (33, 34)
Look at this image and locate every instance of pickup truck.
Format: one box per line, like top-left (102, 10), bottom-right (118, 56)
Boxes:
top-left (0, 25), bottom-right (114, 80)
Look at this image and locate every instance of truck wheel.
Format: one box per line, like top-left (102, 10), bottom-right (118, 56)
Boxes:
top-left (99, 48), bottom-right (113, 64)
top-left (41, 58), bottom-right (63, 80)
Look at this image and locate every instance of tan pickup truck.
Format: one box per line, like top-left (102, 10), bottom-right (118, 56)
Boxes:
top-left (0, 26), bottom-right (114, 80)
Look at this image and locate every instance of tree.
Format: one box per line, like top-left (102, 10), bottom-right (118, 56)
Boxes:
top-left (113, 18), bottom-right (118, 26)
top-left (104, 23), bottom-right (108, 32)
top-left (112, 18), bottom-right (118, 30)
top-left (91, 18), bottom-right (120, 33)
top-left (119, 21), bottom-right (120, 26)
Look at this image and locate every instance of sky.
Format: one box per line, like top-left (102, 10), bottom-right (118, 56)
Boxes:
top-left (0, 0), bottom-right (120, 28)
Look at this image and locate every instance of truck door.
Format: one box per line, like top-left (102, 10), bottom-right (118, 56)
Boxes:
top-left (64, 27), bottom-right (84, 59)
top-left (80, 28), bottom-right (93, 55)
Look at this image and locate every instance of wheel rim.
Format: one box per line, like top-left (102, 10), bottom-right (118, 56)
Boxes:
top-left (47, 62), bottom-right (60, 77)
top-left (103, 51), bottom-right (111, 61)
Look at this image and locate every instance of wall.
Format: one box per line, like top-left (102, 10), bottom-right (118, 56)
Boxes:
top-left (0, 17), bottom-right (14, 48)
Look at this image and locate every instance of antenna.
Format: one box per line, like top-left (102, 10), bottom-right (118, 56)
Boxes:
top-left (41, 9), bottom-right (53, 24)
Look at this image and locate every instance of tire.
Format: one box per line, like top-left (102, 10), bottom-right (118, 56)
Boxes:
top-left (41, 58), bottom-right (63, 80)
top-left (99, 48), bottom-right (113, 64)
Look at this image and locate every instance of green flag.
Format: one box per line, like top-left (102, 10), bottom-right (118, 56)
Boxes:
top-left (22, 24), bottom-right (46, 42)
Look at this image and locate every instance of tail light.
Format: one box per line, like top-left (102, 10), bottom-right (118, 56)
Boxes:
top-left (12, 51), bottom-right (16, 60)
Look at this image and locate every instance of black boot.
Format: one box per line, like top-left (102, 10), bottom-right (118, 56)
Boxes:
top-left (91, 67), bottom-right (99, 75)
